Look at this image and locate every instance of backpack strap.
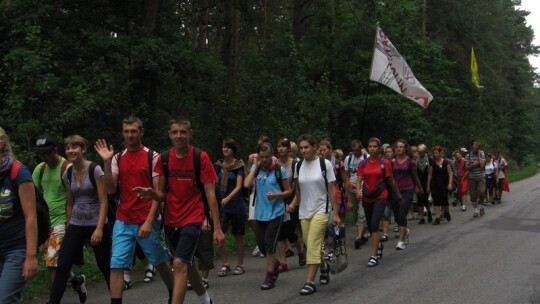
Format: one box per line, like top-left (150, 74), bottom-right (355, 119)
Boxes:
top-left (60, 160), bottom-right (70, 176)
top-left (161, 149), bottom-right (170, 188)
top-left (10, 161), bottom-right (22, 181)
top-left (274, 164), bottom-right (284, 192)
top-left (39, 162), bottom-right (46, 182)
top-left (296, 159), bottom-right (304, 177)
top-left (319, 157), bottom-right (329, 213)
top-left (193, 147), bottom-right (211, 220)
top-left (66, 162), bottom-right (98, 189)
top-left (88, 163), bottom-right (97, 189)
top-left (147, 149), bottom-right (154, 183)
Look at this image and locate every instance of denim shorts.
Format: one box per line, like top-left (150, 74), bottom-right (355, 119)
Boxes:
top-left (110, 220), bottom-right (170, 270)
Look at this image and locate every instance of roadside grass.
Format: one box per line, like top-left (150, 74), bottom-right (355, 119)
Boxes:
top-left (507, 161), bottom-right (539, 182)
top-left (22, 159), bottom-right (539, 300)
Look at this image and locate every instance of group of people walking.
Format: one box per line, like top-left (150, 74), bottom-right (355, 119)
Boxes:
top-left (0, 119), bottom-right (509, 303)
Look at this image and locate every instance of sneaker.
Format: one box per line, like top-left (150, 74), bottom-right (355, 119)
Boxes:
top-left (393, 225), bottom-right (399, 232)
top-left (260, 271), bottom-right (276, 290)
top-left (202, 278), bottom-right (209, 289)
top-left (396, 241), bottom-right (406, 250)
top-left (473, 211), bottom-right (479, 218)
top-left (71, 274), bottom-right (87, 304)
top-left (480, 208), bottom-right (485, 216)
top-left (380, 234), bottom-right (389, 242)
top-left (252, 246), bottom-right (262, 257)
top-left (461, 206), bottom-right (466, 212)
top-left (404, 229), bottom-right (410, 245)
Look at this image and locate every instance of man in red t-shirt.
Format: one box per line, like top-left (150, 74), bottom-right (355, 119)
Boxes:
top-left (134, 116), bottom-right (224, 304)
top-left (95, 116), bottom-right (174, 304)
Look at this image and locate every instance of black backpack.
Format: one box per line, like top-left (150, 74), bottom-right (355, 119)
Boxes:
top-left (10, 161), bottom-right (50, 246)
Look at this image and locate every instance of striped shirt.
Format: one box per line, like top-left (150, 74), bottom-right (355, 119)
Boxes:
top-left (466, 152), bottom-right (485, 180)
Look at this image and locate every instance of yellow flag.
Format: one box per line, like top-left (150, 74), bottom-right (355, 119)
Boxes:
top-left (471, 47), bottom-right (484, 89)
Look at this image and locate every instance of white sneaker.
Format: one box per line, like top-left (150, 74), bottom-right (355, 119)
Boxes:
top-left (393, 225), bottom-right (399, 232)
top-left (404, 229), bottom-right (410, 245)
top-left (461, 205), bottom-right (466, 212)
top-left (252, 246), bottom-right (261, 257)
top-left (396, 241), bottom-right (406, 250)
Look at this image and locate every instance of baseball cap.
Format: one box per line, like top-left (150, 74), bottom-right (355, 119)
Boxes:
top-left (33, 134), bottom-right (57, 151)
top-left (460, 147), bottom-right (468, 153)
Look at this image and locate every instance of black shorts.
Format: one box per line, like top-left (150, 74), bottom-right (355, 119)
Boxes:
top-left (221, 212), bottom-right (246, 236)
top-left (165, 223), bottom-right (201, 265)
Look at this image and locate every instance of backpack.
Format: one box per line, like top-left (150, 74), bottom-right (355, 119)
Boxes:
top-left (66, 162), bottom-right (117, 228)
top-left (347, 153), bottom-right (368, 170)
top-left (251, 163), bottom-right (289, 207)
top-left (360, 157), bottom-right (387, 200)
top-left (10, 161), bottom-right (50, 246)
top-left (161, 147), bottom-right (212, 222)
top-left (295, 157), bottom-right (330, 213)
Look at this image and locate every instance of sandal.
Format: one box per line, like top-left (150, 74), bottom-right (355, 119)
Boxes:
top-left (143, 266), bottom-right (156, 283)
top-left (298, 250), bottom-right (306, 267)
top-left (299, 282), bottom-right (317, 295)
top-left (319, 262), bottom-right (330, 285)
top-left (123, 280), bottom-right (132, 290)
top-left (367, 256), bottom-right (379, 267)
top-left (232, 265), bottom-right (245, 275)
top-left (217, 264), bottom-right (231, 277)
top-left (376, 243), bottom-right (384, 259)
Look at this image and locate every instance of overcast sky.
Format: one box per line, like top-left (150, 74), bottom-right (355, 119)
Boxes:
top-left (520, 0), bottom-right (540, 71)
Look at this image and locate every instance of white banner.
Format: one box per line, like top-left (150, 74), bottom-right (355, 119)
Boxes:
top-left (369, 26), bottom-right (433, 108)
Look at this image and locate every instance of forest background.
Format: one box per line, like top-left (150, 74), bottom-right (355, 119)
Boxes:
top-left (1, 0), bottom-right (540, 167)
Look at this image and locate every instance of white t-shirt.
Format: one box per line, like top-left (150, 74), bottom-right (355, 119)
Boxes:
top-left (496, 158), bottom-right (507, 178)
top-left (344, 153), bottom-right (369, 192)
top-left (297, 158), bottom-right (336, 219)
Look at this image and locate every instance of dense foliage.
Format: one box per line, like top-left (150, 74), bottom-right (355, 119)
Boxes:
top-left (1, 0), bottom-right (539, 166)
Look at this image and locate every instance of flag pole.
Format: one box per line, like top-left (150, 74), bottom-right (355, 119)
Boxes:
top-left (360, 80), bottom-right (370, 142)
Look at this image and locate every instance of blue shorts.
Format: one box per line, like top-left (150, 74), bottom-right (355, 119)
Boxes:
top-left (110, 220), bottom-right (170, 270)
top-left (164, 223), bottom-right (201, 265)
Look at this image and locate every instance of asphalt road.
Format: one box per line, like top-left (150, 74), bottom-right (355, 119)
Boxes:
top-left (29, 173), bottom-right (540, 304)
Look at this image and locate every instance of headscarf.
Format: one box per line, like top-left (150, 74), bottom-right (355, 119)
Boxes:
top-left (0, 156), bottom-right (14, 180)
top-left (216, 159), bottom-right (246, 193)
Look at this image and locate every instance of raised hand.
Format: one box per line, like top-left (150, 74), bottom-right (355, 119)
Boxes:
top-left (94, 139), bottom-right (115, 161)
